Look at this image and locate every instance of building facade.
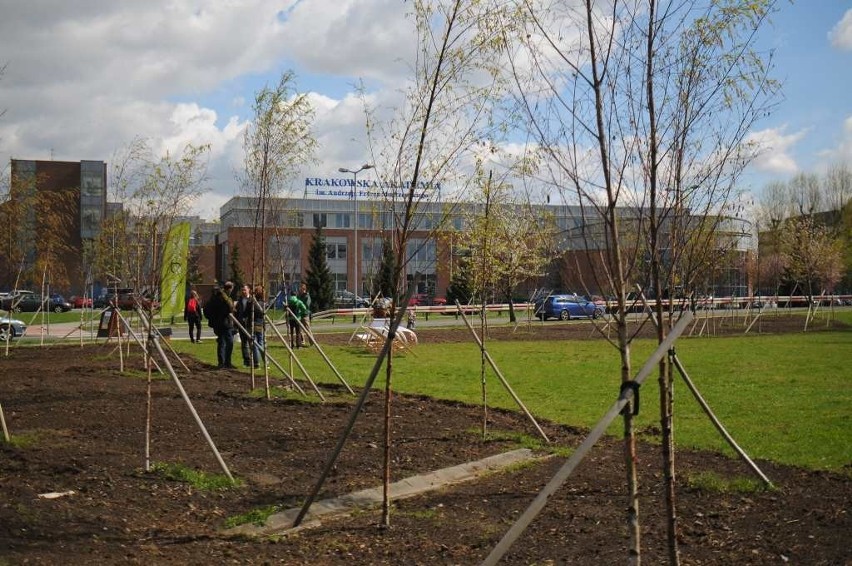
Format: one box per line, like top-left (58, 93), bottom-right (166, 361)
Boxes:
top-left (214, 195), bottom-right (753, 302)
top-left (5, 159), bottom-right (107, 293)
top-left (2, 158), bottom-right (753, 302)
top-left (216, 196), bottom-right (455, 298)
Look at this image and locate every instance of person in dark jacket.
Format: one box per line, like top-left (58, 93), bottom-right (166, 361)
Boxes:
top-left (183, 290), bottom-right (203, 343)
top-left (203, 281), bottom-right (236, 369)
top-left (250, 285), bottom-right (266, 368)
top-left (297, 282), bottom-right (312, 347)
top-left (234, 284), bottom-right (253, 366)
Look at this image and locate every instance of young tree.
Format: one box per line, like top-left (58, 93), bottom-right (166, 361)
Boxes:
top-left (824, 162), bottom-right (852, 217)
top-left (296, 0), bottom-right (512, 530)
top-left (0, 172), bottom-right (26, 291)
top-left (758, 165), bottom-right (851, 300)
top-left (841, 199), bottom-right (852, 293)
top-left (305, 226), bottom-right (334, 311)
top-left (97, 138), bottom-right (209, 311)
top-left (0, 167), bottom-right (76, 292)
top-left (31, 188), bottom-right (77, 292)
top-left (778, 216), bottom-right (844, 317)
top-left (502, 0), bottom-right (780, 562)
top-left (240, 71), bottom-right (317, 291)
top-left (365, 0), bottom-right (514, 527)
top-left (464, 167), bottom-right (558, 323)
top-left (91, 211), bottom-right (131, 305)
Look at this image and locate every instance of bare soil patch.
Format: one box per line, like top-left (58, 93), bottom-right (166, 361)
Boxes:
top-left (1, 314), bottom-right (849, 564)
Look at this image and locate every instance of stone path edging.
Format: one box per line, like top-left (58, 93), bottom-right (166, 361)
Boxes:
top-left (224, 448), bottom-right (545, 538)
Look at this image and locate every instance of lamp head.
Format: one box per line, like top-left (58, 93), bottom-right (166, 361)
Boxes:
top-left (338, 167), bottom-right (349, 173)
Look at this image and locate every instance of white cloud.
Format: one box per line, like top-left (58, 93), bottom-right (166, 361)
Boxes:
top-left (0, 1), bottom-right (306, 218)
top-left (0, 0), bottom-right (423, 219)
top-left (816, 115), bottom-right (852, 166)
top-left (279, 0), bottom-right (416, 84)
top-left (829, 9), bottom-right (852, 50)
top-left (2, 1), bottom-right (847, 223)
top-left (744, 126), bottom-right (807, 175)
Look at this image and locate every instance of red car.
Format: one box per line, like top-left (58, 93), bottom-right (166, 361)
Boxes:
top-left (408, 294), bottom-right (447, 306)
top-left (70, 295), bottom-right (93, 308)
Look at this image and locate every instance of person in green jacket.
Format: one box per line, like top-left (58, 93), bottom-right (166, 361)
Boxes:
top-left (286, 295), bottom-right (308, 349)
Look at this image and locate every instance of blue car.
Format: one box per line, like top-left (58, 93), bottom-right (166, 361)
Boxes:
top-left (534, 294), bottom-right (604, 321)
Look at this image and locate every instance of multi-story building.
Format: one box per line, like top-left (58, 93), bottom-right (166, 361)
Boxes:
top-left (2, 158), bottom-right (753, 301)
top-left (216, 196), bottom-right (454, 298)
top-left (5, 159), bottom-right (107, 293)
top-left (214, 195), bottom-right (752, 301)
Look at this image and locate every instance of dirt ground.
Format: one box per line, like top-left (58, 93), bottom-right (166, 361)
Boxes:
top-left (1, 314), bottom-right (850, 565)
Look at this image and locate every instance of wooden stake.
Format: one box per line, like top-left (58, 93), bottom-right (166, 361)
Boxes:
top-left (149, 335), bottom-right (234, 483)
top-left (458, 303), bottom-right (549, 443)
top-left (482, 311), bottom-right (694, 566)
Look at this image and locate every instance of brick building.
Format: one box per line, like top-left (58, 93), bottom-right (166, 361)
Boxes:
top-left (5, 159), bottom-right (107, 293)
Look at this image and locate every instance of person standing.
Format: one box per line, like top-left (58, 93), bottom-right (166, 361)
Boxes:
top-left (286, 294), bottom-right (308, 349)
top-left (184, 290), bottom-right (203, 343)
top-left (203, 281), bottom-right (236, 369)
top-left (234, 284), bottom-right (253, 366)
top-left (297, 282), bottom-right (312, 347)
top-left (407, 305), bottom-right (417, 330)
top-left (250, 285), bottom-right (266, 368)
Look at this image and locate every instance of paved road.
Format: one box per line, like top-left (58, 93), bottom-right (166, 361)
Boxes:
top-left (13, 304), bottom-right (831, 342)
top-left (16, 310), bottom-right (538, 341)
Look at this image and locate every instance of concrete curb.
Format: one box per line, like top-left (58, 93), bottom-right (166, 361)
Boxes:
top-left (224, 448), bottom-right (546, 538)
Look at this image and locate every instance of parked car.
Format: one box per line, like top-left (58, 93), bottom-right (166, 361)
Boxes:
top-left (0, 316), bottom-right (28, 341)
top-left (1, 291), bottom-right (72, 313)
top-left (408, 293), bottom-right (447, 307)
top-left (49, 294), bottom-right (74, 313)
top-left (70, 295), bottom-right (93, 308)
top-left (334, 290), bottom-right (369, 309)
top-left (0, 290), bottom-right (34, 311)
top-left (534, 294), bottom-right (604, 320)
top-left (92, 288), bottom-right (158, 311)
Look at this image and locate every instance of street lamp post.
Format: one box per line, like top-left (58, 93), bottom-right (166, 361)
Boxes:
top-left (338, 164), bottom-right (374, 300)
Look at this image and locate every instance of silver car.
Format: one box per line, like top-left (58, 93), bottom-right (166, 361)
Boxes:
top-left (0, 316), bottom-right (27, 341)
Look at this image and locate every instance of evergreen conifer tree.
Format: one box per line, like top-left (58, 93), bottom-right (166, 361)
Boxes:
top-left (373, 237), bottom-right (396, 300)
top-left (306, 226), bottom-right (334, 311)
top-left (446, 256), bottom-right (474, 306)
top-left (228, 244), bottom-right (245, 296)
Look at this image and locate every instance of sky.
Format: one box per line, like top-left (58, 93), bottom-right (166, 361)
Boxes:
top-left (0, 1), bottom-right (850, 221)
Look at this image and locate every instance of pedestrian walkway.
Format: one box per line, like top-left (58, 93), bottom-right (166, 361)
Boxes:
top-left (223, 448), bottom-right (546, 537)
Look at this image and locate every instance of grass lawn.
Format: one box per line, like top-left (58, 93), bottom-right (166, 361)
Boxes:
top-left (173, 319), bottom-right (851, 473)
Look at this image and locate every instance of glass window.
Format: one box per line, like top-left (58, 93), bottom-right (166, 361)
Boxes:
top-left (331, 273), bottom-right (348, 292)
top-left (313, 213), bottom-right (327, 228)
top-left (327, 242), bottom-right (347, 260)
top-left (405, 239), bottom-right (436, 263)
top-left (362, 238), bottom-right (382, 261)
top-left (335, 213), bottom-right (351, 228)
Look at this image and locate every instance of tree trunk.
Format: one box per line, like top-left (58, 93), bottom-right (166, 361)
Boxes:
top-left (480, 304), bottom-right (488, 438)
top-left (623, 410), bottom-right (641, 565)
top-left (618, 321), bottom-right (641, 564)
top-left (381, 346), bottom-right (393, 527)
top-left (660, 355), bottom-right (679, 564)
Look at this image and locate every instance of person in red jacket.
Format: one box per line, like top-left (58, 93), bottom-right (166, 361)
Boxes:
top-left (183, 290), bottom-right (203, 343)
